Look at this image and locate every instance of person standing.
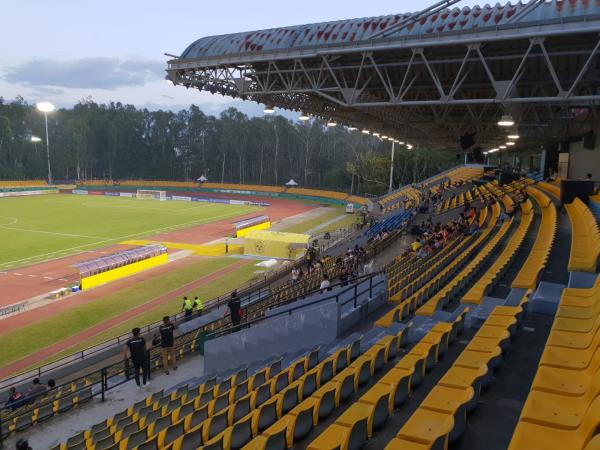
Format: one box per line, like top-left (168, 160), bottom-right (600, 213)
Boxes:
top-left (194, 296), bottom-right (204, 316)
top-left (124, 328), bottom-right (149, 388)
top-left (158, 317), bottom-right (178, 374)
top-left (224, 290), bottom-right (242, 327)
top-left (320, 274), bottom-right (331, 291)
top-left (182, 296), bottom-right (194, 321)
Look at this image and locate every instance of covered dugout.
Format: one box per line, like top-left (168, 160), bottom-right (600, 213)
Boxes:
top-left (244, 230), bottom-right (310, 259)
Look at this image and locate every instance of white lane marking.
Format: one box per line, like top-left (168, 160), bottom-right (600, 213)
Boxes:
top-left (14, 273), bottom-right (23, 276)
top-left (0, 225), bottom-right (106, 239)
top-left (44, 276), bottom-right (54, 280)
top-left (0, 216), bottom-right (19, 226)
top-left (27, 274), bottom-right (36, 277)
top-left (59, 278), bottom-right (69, 281)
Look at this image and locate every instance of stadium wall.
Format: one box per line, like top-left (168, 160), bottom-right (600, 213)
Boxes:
top-left (80, 253), bottom-right (168, 290)
top-left (0, 187), bottom-right (58, 196)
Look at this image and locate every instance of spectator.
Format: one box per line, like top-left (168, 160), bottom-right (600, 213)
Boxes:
top-left (159, 316), bottom-right (178, 375)
top-left (16, 439), bottom-right (32, 450)
top-left (47, 379), bottom-right (56, 390)
top-left (4, 387), bottom-right (26, 411)
top-left (123, 328), bottom-right (149, 389)
top-left (339, 269), bottom-right (349, 287)
top-left (410, 238), bottom-right (422, 252)
top-left (182, 296), bottom-right (194, 321)
top-left (194, 296), bottom-right (204, 316)
top-left (28, 378), bottom-right (47, 400)
top-left (319, 274), bottom-right (331, 291)
top-left (225, 290), bottom-right (242, 327)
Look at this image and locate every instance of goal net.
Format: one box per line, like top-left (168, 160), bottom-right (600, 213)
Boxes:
top-left (136, 190), bottom-right (167, 201)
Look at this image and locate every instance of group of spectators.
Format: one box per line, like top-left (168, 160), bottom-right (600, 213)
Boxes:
top-left (4, 378), bottom-right (57, 412)
top-left (406, 211), bottom-right (478, 260)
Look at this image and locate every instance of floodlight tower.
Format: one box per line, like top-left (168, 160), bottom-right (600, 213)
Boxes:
top-left (36, 102), bottom-right (55, 184)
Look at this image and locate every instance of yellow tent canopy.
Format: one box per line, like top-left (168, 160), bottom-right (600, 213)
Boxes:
top-left (244, 230), bottom-right (310, 259)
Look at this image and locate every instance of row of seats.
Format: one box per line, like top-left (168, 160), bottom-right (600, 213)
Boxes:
top-left (511, 187), bottom-right (557, 289)
top-left (418, 205), bottom-right (510, 316)
top-left (377, 233), bottom-right (479, 327)
top-left (2, 380), bottom-right (92, 437)
top-left (379, 205), bottom-right (500, 326)
top-left (537, 181), bottom-right (561, 199)
top-left (52, 348), bottom-right (320, 450)
top-left (286, 187), bottom-right (348, 200)
top-left (307, 320), bottom-right (464, 450)
top-left (386, 235), bottom-right (467, 300)
top-left (381, 187), bottom-right (422, 213)
top-left (0, 180), bottom-right (48, 187)
top-left (390, 298), bottom-right (527, 448)
top-left (565, 198), bottom-right (600, 272)
top-left (462, 200), bottom-right (534, 304)
top-left (245, 330), bottom-right (408, 449)
top-left (509, 276), bottom-right (600, 449)
top-left (436, 189), bottom-right (476, 214)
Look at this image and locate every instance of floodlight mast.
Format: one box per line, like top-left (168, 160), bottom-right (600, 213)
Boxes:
top-left (37, 102), bottom-right (55, 184)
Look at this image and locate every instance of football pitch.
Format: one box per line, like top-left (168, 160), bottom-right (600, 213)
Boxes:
top-left (0, 194), bottom-right (260, 270)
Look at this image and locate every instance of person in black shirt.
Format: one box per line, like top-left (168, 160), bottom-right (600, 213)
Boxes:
top-left (224, 290), bottom-right (242, 327)
top-left (124, 328), bottom-right (148, 388)
top-left (159, 316), bottom-right (178, 374)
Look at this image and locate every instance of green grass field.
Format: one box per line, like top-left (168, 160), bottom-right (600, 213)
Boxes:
top-left (0, 194), bottom-right (260, 270)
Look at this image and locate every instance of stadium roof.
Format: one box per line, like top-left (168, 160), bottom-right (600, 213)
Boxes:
top-left (168, 0), bottom-right (600, 151)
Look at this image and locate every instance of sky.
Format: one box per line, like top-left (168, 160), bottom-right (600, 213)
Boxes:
top-left (0, 0), bottom-right (476, 116)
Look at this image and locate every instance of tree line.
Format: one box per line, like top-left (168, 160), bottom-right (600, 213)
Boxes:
top-left (0, 97), bottom-right (456, 195)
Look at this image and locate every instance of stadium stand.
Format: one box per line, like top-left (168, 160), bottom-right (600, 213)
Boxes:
top-left (9, 163), bottom-right (600, 450)
top-left (0, 180), bottom-right (48, 187)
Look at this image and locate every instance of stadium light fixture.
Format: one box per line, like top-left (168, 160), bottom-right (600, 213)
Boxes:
top-left (299, 113), bottom-right (310, 121)
top-left (30, 136), bottom-right (42, 143)
top-left (362, 129), bottom-right (370, 134)
top-left (373, 132), bottom-right (380, 137)
top-left (508, 134), bottom-right (520, 139)
top-left (347, 126), bottom-right (357, 131)
top-left (398, 141), bottom-right (405, 145)
top-left (36, 102), bottom-right (55, 185)
top-left (263, 105), bottom-right (275, 114)
top-left (506, 141), bottom-right (515, 146)
top-left (381, 135), bottom-right (388, 140)
top-left (488, 148), bottom-right (499, 153)
top-left (327, 120), bottom-right (337, 127)
top-left (37, 102), bottom-right (55, 113)
top-left (498, 114), bottom-right (515, 127)
top-left (499, 145), bottom-right (507, 149)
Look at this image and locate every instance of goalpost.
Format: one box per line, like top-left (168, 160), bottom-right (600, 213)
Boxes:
top-left (136, 189), bottom-right (167, 201)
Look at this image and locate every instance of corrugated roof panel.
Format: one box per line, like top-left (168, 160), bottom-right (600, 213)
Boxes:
top-left (179, 0), bottom-right (600, 60)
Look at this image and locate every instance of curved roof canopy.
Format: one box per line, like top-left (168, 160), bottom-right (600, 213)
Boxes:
top-left (180, 1), bottom-right (598, 60)
top-left (168, 0), bottom-right (600, 151)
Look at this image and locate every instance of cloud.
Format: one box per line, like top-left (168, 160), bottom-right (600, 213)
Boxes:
top-left (3, 57), bottom-right (165, 90)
